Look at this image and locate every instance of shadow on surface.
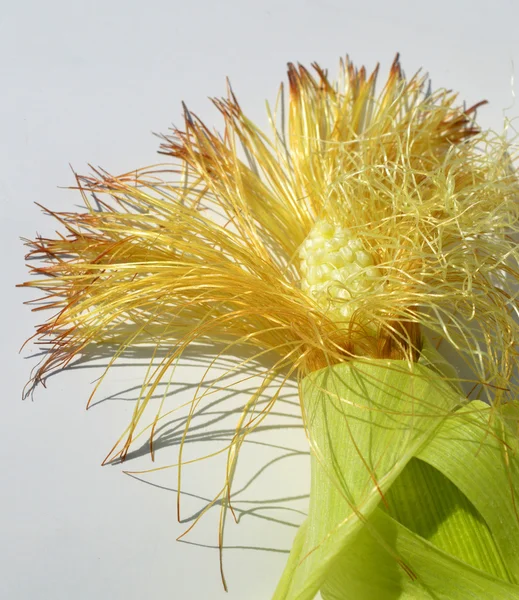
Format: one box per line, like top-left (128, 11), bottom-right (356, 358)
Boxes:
top-left (24, 335), bottom-right (310, 556)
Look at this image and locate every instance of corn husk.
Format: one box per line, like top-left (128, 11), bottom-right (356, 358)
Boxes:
top-left (274, 360), bottom-right (519, 599)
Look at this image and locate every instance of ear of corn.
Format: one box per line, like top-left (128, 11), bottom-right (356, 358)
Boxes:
top-left (20, 56), bottom-right (519, 597)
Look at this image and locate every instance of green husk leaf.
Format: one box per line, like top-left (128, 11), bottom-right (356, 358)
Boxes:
top-left (274, 520), bottom-right (310, 598)
top-left (382, 457), bottom-right (510, 581)
top-left (319, 506), bottom-right (519, 600)
top-left (273, 361), bottom-right (519, 600)
top-left (274, 360), bottom-right (463, 599)
top-left (416, 401), bottom-right (519, 581)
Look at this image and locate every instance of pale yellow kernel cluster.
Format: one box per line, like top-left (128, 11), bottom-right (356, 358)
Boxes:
top-left (299, 220), bottom-right (380, 323)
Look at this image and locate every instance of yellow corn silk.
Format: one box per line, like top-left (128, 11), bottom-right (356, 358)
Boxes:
top-left (22, 56), bottom-right (519, 598)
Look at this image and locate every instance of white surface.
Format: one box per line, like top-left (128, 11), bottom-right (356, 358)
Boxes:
top-left (2, 1), bottom-right (519, 599)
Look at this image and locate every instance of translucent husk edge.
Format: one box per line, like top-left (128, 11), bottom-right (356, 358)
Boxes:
top-left (273, 358), bottom-right (519, 599)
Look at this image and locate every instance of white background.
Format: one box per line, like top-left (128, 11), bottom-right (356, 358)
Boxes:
top-left (2, 1), bottom-right (519, 599)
